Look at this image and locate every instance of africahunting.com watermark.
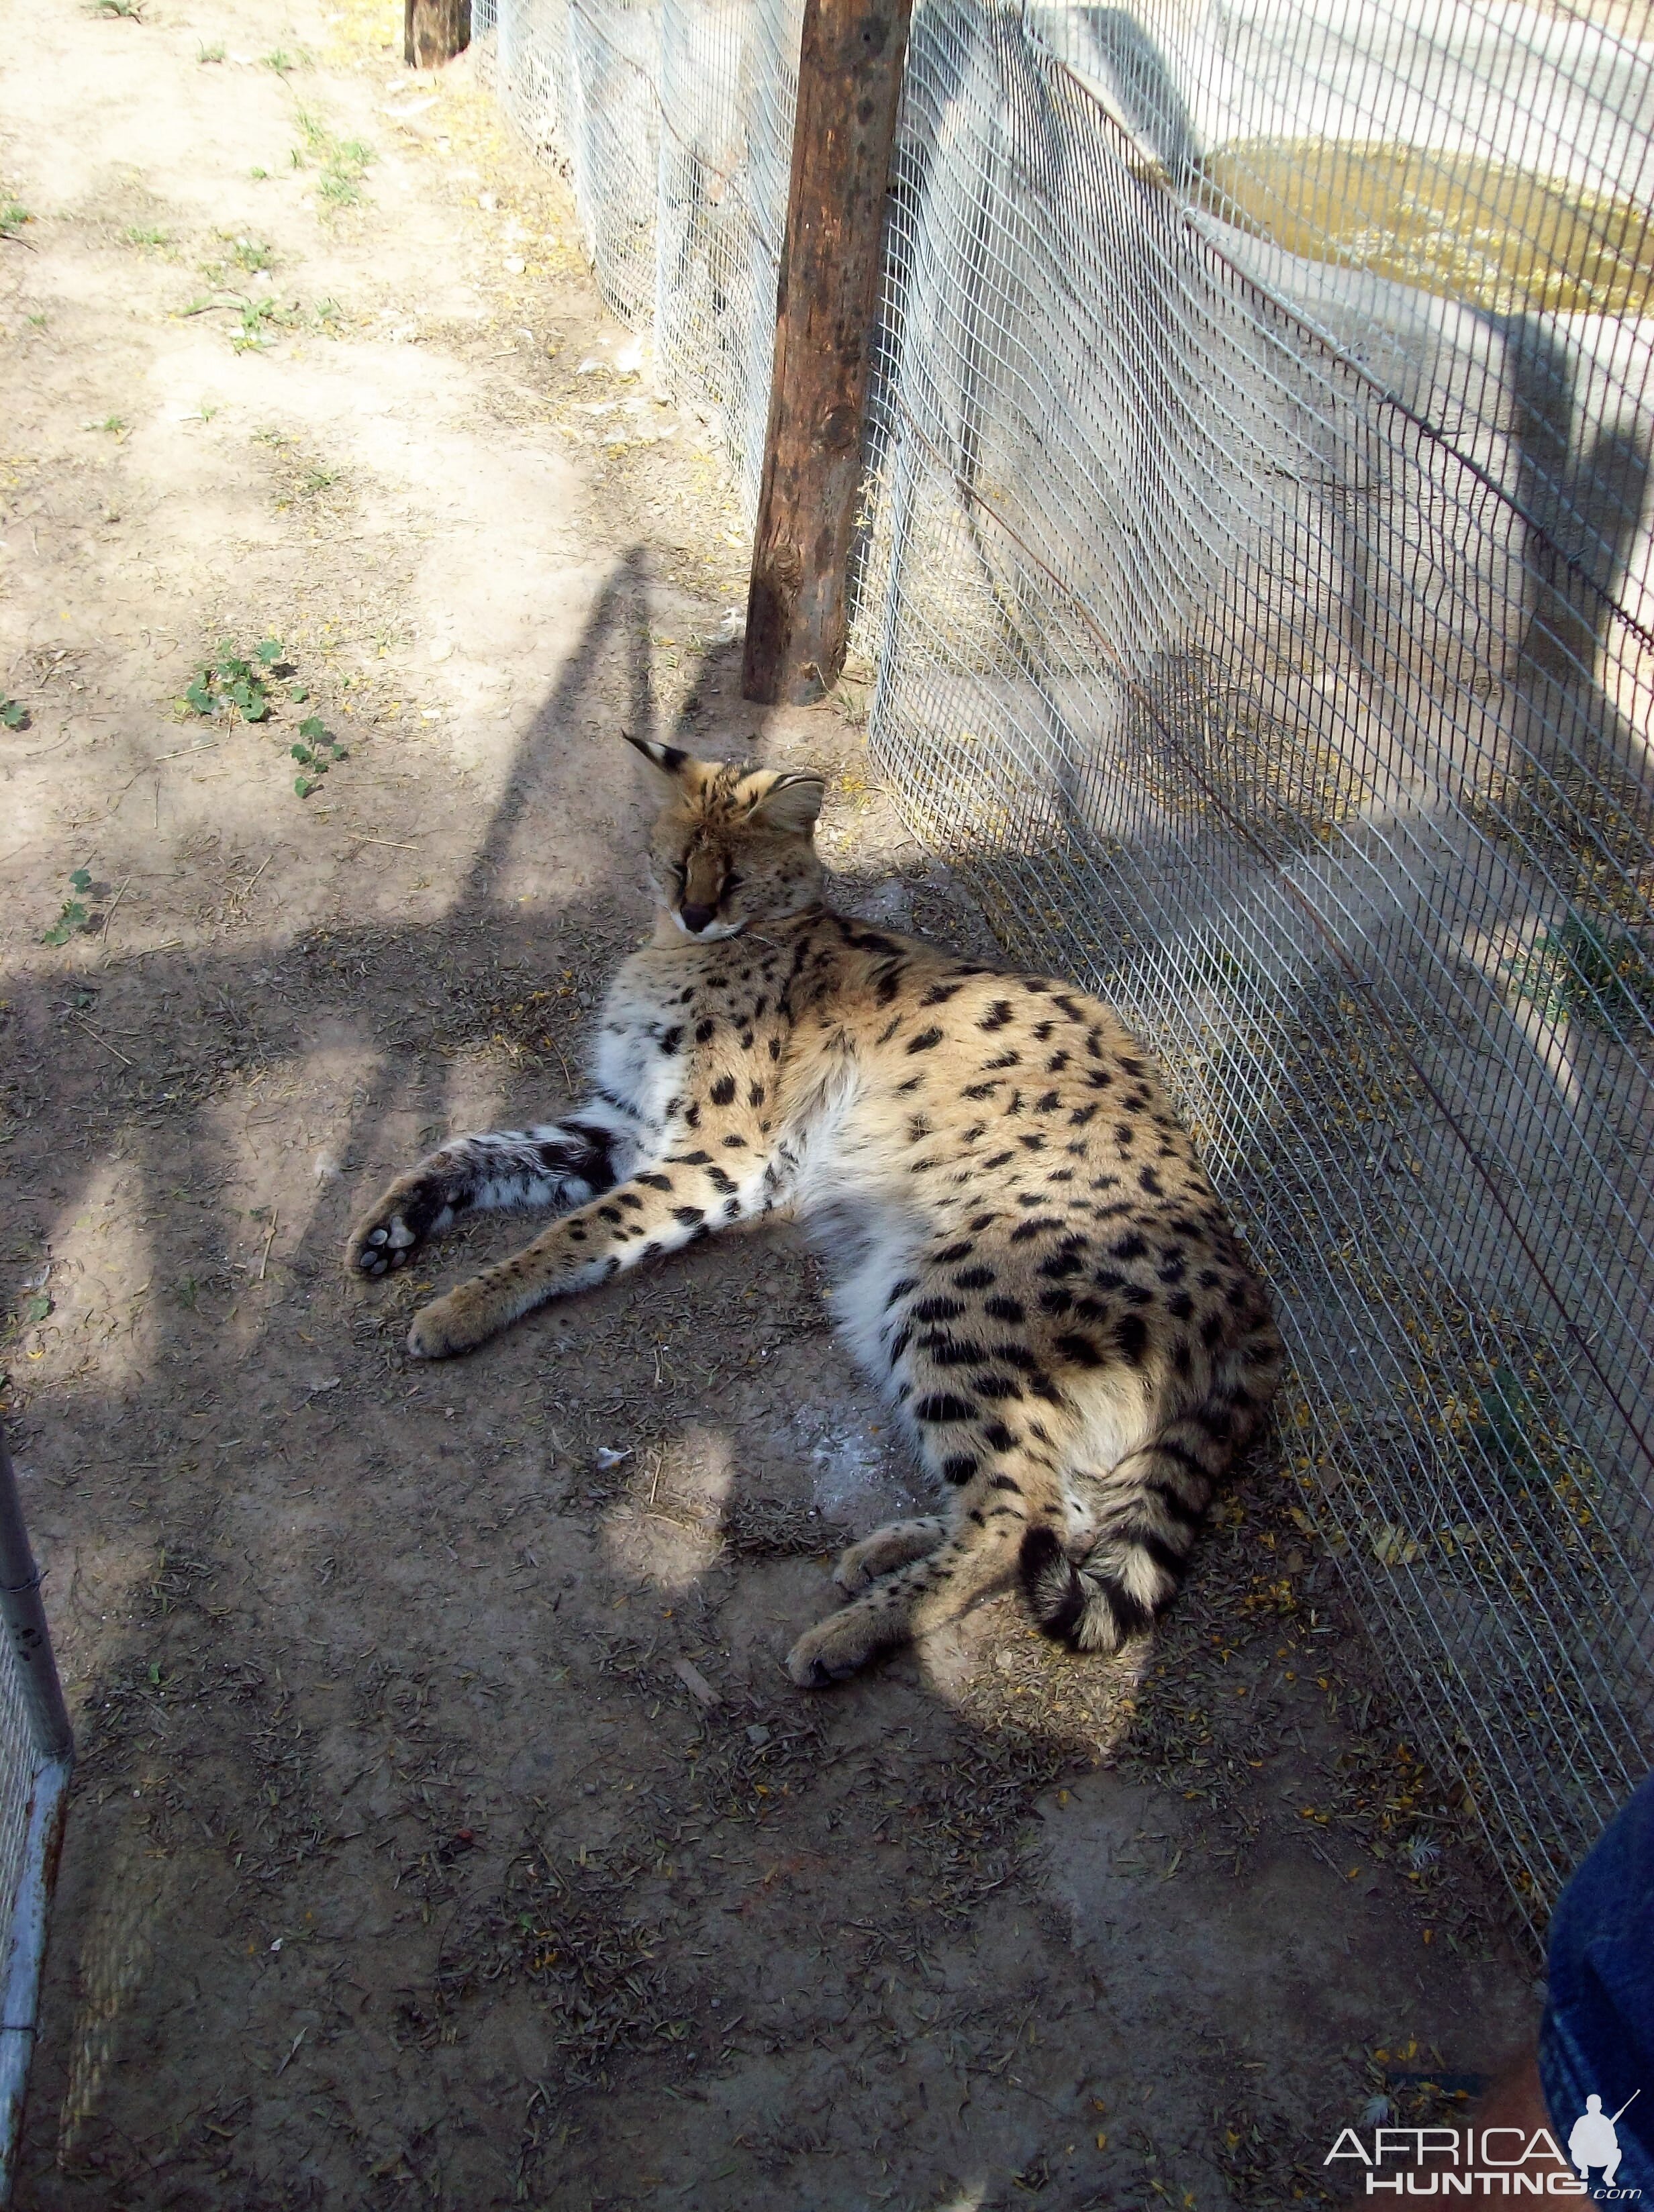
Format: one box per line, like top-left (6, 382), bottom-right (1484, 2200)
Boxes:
top-left (1326, 2095), bottom-right (1643, 2198)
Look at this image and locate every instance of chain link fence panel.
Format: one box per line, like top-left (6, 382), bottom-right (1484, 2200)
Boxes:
top-left (478, 0), bottom-right (1654, 1936)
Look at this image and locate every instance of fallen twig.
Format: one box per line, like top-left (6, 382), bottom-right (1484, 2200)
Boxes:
top-left (236, 852), bottom-right (273, 901)
top-left (68, 1013), bottom-right (134, 1066)
top-left (97, 872), bottom-right (132, 960)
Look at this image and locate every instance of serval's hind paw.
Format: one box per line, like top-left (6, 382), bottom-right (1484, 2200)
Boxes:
top-left (833, 1517), bottom-right (946, 1596)
top-left (787, 1605), bottom-right (891, 1688)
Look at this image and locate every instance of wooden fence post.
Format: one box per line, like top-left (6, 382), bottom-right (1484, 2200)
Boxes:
top-left (405, 0), bottom-right (471, 69)
top-left (742, 0), bottom-right (913, 705)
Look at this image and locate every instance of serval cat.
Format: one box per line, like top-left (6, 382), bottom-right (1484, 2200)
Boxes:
top-left (347, 738), bottom-right (1282, 1685)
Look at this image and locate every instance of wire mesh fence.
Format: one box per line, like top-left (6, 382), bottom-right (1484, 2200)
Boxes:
top-left (475, 0), bottom-right (802, 512)
top-left (477, 0), bottom-right (1654, 1935)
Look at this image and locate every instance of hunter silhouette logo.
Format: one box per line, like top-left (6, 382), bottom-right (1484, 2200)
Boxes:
top-left (1569, 2093), bottom-right (1640, 2193)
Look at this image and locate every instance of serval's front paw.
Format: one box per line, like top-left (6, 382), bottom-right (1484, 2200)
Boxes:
top-left (347, 1174), bottom-right (452, 1278)
top-left (406, 1280), bottom-right (502, 1360)
top-left (786, 1605), bottom-right (893, 1689)
top-left (834, 1517), bottom-right (946, 1596)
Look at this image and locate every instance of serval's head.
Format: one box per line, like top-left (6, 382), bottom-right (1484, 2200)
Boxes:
top-left (626, 736), bottom-right (826, 940)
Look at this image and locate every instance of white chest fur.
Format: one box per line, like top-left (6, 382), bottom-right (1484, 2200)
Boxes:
top-left (589, 954), bottom-right (693, 1134)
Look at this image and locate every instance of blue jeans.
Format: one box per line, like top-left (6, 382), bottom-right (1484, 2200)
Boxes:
top-left (1539, 1772), bottom-right (1654, 2198)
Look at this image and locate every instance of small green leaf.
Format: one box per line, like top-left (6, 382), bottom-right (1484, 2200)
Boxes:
top-left (0, 699), bottom-right (27, 730)
top-left (19, 1295), bottom-right (51, 1325)
top-left (294, 775), bottom-right (315, 797)
top-left (255, 638), bottom-right (282, 664)
top-left (288, 685), bottom-right (308, 703)
top-left (298, 715), bottom-right (326, 741)
top-left (290, 744), bottom-right (313, 763)
top-left (68, 868), bottom-right (92, 892)
top-left (40, 898), bottom-right (87, 945)
top-left (185, 678), bottom-right (214, 714)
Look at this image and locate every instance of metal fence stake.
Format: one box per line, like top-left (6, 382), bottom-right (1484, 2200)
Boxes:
top-left (0, 1425), bottom-right (72, 2206)
top-left (742, 0), bottom-right (914, 706)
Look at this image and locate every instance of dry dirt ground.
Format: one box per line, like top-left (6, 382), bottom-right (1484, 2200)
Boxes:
top-left (0, 1), bottom-right (1541, 2206)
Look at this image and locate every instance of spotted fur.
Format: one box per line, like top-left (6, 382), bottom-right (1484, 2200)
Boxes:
top-left (346, 738), bottom-right (1283, 1685)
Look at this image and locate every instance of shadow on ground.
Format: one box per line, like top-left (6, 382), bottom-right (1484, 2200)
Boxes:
top-left (4, 560), bottom-right (1535, 2211)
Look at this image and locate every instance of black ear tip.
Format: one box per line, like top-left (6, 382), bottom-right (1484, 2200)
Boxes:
top-left (622, 732), bottom-right (689, 774)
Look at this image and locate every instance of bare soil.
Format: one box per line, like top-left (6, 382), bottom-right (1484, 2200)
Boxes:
top-left (1, 1), bottom-right (1537, 2205)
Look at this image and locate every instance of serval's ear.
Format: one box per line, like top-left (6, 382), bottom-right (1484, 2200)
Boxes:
top-left (744, 770), bottom-right (826, 834)
top-left (622, 731), bottom-right (691, 783)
